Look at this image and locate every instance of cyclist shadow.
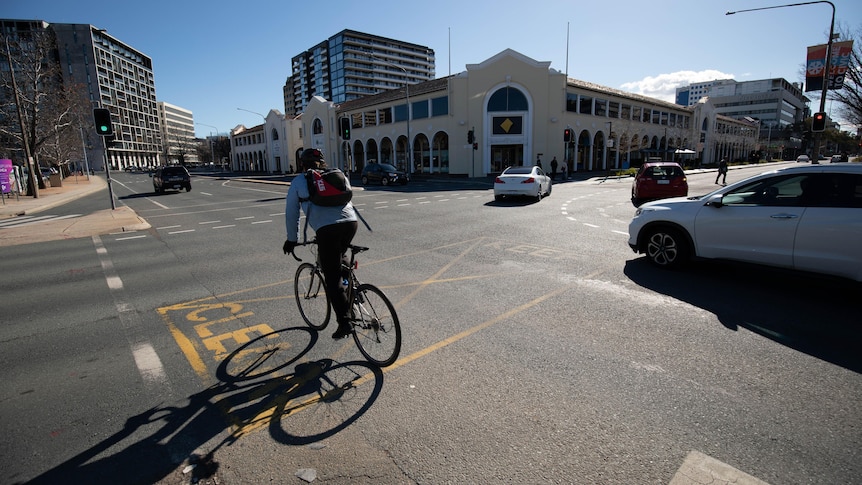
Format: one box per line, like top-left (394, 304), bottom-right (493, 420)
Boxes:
top-left (24, 326), bottom-right (384, 485)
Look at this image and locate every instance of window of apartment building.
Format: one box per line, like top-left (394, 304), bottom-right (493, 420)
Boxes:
top-left (566, 93), bottom-right (578, 112)
top-left (643, 108), bottom-right (652, 123)
top-left (351, 112), bottom-right (362, 129)
top-left (632, 106), bottom-right (642, 122)
top-left (595, 99), bottom-right (607, 117)
top-left (579, 96), bottom-right (593, 115)
top-left (621, 104), bottom-right (631, 120)
top-left (660, 112), bottom-right (668, 125)
top-left (379, 107), bottom-right (393, 124)
top-left (608, 101), bottom-right (619, 119)
top-left (413, 99), bottom-right (429, 120)
top-left (394, 103), bottom-right (408, 123)
top-left (431, 96), bottom-right (448, 117)
top-left (364, 111), bottom-right (377, 126)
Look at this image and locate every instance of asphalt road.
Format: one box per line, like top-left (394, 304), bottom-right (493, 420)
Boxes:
top-left (1, 165), bottom-right (859, 484)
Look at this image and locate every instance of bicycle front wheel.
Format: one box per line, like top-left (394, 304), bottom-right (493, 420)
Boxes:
top-left (294, 263), bottom-right (331, 330)
top-left (351, 283), bottom-right (401, 367)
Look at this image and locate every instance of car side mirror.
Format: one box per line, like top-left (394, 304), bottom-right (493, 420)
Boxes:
top-left (705, 193), bottom-right (724, 208)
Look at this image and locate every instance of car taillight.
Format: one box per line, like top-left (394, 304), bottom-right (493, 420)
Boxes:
top-left (494, 177), bottom-right (504, 184)
top-left (522, 177), bottom-right (535, 184)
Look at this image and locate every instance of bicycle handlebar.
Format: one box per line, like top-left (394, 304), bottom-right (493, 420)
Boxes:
top-left (286, 239), bottom-right (369, 262)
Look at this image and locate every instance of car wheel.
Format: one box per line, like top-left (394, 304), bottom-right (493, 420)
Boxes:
top-left (644, 226), bottom-right (689, 268)
top-left (382, 177), bottom-right (390, 186)
top-left (361, 175), bottom-right (369, 185)
top-left (632, 198), bottom-right (643, 207)
top-left (535, 188), bottom-right (543, 202)
top-left (546, 183), bottom-right (552, 196)
top-left (186, 185), bottom-right (192, 192)
top-left (494, 194), bottom-right (503, 201)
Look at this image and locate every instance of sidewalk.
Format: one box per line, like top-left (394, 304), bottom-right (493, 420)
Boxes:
top-left (0, 175), bottom-right (150, 247)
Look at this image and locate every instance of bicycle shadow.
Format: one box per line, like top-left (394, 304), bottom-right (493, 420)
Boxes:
top-left (623, 258), bottom-right (862, 373)
top-left (22, 326), bottom-right (384, 485)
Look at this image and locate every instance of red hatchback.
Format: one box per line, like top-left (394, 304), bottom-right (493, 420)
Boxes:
top-left (631, 161), bottom-right (688, 207)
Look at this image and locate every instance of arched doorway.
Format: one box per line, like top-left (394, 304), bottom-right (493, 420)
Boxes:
top-left (485, 85), bottom-right (531, 175)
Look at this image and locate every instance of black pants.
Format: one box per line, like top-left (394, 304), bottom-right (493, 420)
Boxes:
top-left (315, 221), bottom-right (359, 325)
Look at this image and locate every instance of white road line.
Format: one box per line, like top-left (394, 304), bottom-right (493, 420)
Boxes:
top-left (200, 192), bottom-right (213, 196)
top-left (251, 220), bottom-right (272, 224)
top-left (146, 198), bottom-right (169, 209)
top-left (168, 229), bottom-right (195, 234)
top-left (157, 225), bottom-right (182, 230)
top-left (213, 225), bottom-right (236, 229)
top-left (115, 235), bottom-right (148, 241)
top-left (235, 216), bottom-right (255, 220)
top-left (199, 220), bottom-right (221, 225)
top-left (92, 235), bottom-right (170, 389)
top-left (582, 223), bottom-right (599, 228)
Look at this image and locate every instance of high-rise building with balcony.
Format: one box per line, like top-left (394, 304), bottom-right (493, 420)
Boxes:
top-left (157, 101), bottom-right (198, 166)
top-left (1, 19), bottom-right (162, 171)
top-left (284, 29), bottom-right (435, 116)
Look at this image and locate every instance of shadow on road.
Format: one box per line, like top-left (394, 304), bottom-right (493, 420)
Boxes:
top-left (624, 258), bottom-right (862, 373)
top-left (21, 326), bottom-right (383, 485)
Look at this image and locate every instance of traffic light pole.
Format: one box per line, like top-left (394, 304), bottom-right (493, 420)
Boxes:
top-left (102, 135), bottom-right (116, 210)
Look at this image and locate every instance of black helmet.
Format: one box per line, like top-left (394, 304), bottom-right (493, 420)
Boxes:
top-left (299, 148), bottom-right (325, 168)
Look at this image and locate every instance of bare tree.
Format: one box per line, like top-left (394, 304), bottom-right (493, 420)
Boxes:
top-left (1, 27), bottom-right (88, 193)
top-left (828, 24), bottom-right (862, 129)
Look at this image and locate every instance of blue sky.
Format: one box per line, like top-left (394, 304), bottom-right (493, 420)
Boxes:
top-left (6, 0), bottom-right (861, 137)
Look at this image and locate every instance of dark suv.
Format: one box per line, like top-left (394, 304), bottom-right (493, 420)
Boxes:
top-left (153, 165), bottom-right (191, 193)
top-left (360, 162), bottom-right (409, 186)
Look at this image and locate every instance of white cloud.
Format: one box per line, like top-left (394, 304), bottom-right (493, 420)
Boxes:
top-left (620, 70), bottom-right (735, 103)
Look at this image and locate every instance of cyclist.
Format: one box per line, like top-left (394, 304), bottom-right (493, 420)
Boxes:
top-left (283, 148), bottom-right (358, 339)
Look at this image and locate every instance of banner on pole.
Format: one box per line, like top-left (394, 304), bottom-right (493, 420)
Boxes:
top-left (806, 40), bottom-right (854, 92)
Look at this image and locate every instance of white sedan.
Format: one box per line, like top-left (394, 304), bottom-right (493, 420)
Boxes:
top-left (494, 166), bottom-right (552, 202)
top-left (628, 164), bottom-right (862, 282)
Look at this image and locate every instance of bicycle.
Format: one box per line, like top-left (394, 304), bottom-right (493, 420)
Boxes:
top-left (290, 240), bottom-right (402, 367)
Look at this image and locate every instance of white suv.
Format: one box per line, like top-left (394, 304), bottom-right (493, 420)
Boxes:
top-left (628, 164), bottom-right (862, 282)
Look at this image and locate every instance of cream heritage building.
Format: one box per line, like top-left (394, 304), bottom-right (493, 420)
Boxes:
top-left (298, 49), bottom-right (758, 177)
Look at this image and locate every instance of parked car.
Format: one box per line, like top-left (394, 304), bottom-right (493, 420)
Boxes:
top-left (628, 164), bottom-right (862, 282)
top-left (631, 161), bottom-right (688, 207)
top-left (360, 162), bottom-right (409, 186)
top-left (796, 154), bottom-right (811, 163)
top-left (152, 165), bottom-right (191, 193)
top-left (830, 154), bottom-right (844, 163)
top-left (493, 165), bottom-right (552, 202)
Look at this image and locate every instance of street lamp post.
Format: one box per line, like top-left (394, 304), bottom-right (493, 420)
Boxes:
top-left (727, 1), bottom-right (835, 160)
top-left (372, 56), bottom-right (411, 172)
top-left (237, 108), bottom-right (267, 172)
top-left (196, 123), bottom-right (219, 168)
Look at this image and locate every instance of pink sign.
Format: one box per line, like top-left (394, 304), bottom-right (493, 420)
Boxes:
top-left (0, 159), bottom-right (14, 194)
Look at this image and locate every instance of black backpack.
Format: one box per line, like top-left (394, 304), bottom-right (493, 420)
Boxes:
top-left (304, 168), bottom-right (352, 206)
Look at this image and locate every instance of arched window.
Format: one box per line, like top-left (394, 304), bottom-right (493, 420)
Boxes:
top-left (271, 128), bottom-right (279, 140)
top-left (488, 87), bottom-right (528, 111)
top-left (313, 118), bottom-right (324, 135)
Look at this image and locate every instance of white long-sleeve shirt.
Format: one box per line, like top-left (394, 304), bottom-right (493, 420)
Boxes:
top-left (284, 172), bottom-right (357, 242)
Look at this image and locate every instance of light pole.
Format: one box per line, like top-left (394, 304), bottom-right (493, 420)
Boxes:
top-left (372, 56), bottom-right (411, 172)
top-left (237, 108), bottom-right (267, 172)
top-left (727, 1), bottom-right (835, 159)
top-left (196, 122), bottom-right (219, 168)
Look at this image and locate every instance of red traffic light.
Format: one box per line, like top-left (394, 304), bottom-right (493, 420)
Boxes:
top-left (564, 128), bottom-right (572, 143)
top-left (812, 112), bottom-right (826, 132)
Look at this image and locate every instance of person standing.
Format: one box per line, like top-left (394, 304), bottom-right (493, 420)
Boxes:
top-left (550, 156), bottom-right (558, 181)
top-left (283, 148), bottom-right (359, 339)
top-left (715, 158), bottom-right (728, 185)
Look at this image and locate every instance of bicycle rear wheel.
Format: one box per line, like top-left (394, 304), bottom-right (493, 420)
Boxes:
top-left (294, 263), bottom-right (331, 330)
top-left (350, 283), bottom-right (401, 367)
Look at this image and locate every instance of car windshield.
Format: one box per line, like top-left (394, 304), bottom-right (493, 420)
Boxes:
top-left (378, 163), bottom-right (398, 171)
top-left (644, 165), bottom-right (683, 177)
top-left (504, 167), bottom-right (533, 175)
top-left (163, 167), bottom-right (187, 175)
